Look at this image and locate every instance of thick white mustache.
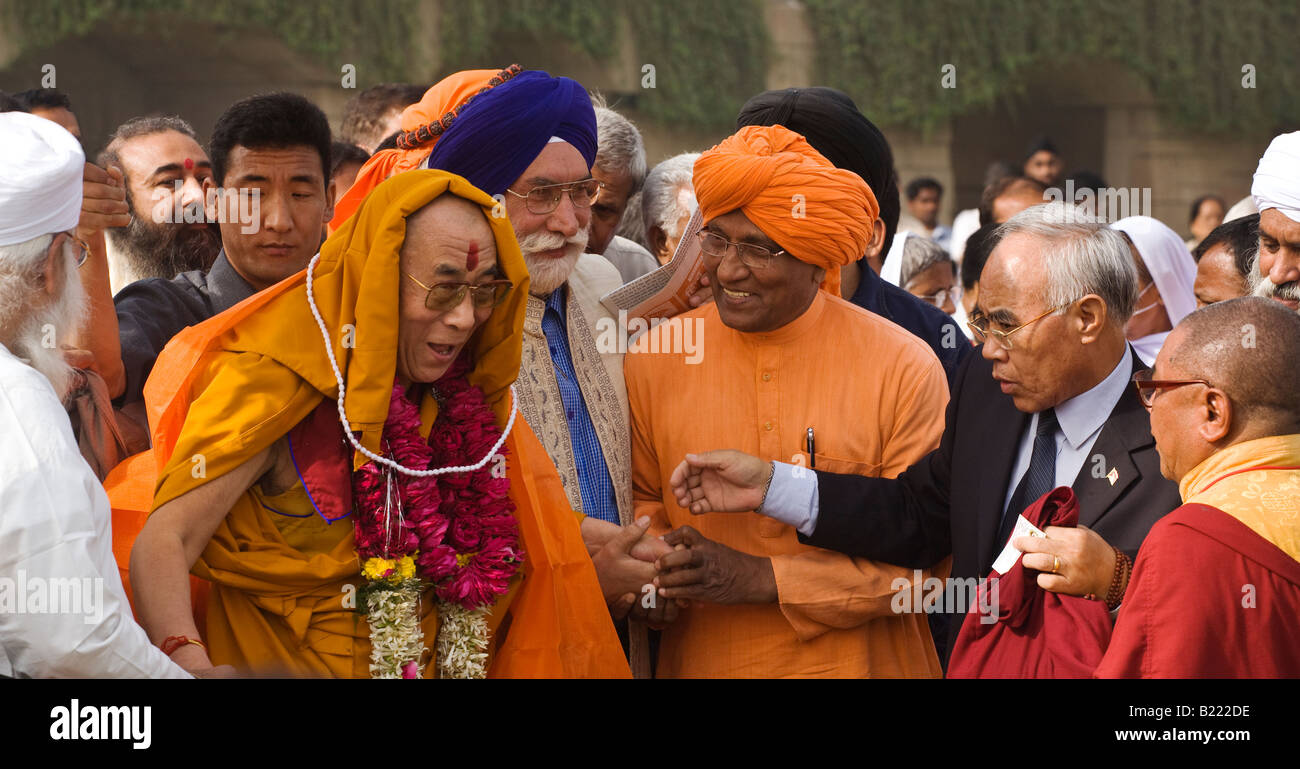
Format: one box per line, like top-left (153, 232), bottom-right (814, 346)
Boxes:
top-left (1253, 273), bottom-right (1300, 302)
top-left (517, 227), bottom-right (588, 254)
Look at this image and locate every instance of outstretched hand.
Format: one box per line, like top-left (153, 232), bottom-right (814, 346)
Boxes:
top-left (669, 450), bottom-right (772, 514)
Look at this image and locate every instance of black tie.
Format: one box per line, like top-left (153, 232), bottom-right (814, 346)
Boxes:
top-left (994, 408), bottom-right (1059, 554)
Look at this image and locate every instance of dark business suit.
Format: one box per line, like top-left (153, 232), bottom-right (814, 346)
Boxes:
top-left (804, 346), bottom-right (1181, 654)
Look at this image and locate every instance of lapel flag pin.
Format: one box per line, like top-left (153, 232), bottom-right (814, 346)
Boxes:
top-left (1107, 468), bottom-right (1119, 486)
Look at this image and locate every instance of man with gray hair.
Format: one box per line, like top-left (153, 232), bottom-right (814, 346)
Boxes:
top-left (588, 98), bottom-right (658, 283)
top-left (900, 234), bottom-right (960, 316)
top-left (641, 152), bottom-right (700, 266)
top-left (0, 111), bottom-right (201, 678)
top-left (670, 202), bottom-right (1182, 662)
top-left (95, 115), bottom-right (221, 293)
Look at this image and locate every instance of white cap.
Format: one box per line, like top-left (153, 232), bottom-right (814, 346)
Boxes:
top-left (0, 111), bottom-right (84, 247)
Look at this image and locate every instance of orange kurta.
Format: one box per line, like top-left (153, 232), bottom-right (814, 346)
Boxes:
top-left (625, 291), bottom-right (949, 678)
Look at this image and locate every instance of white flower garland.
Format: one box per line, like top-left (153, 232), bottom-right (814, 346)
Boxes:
top-left (365, 581), bottom-right (427, 678)
top-left (435, 602), bottom-right (491, 679)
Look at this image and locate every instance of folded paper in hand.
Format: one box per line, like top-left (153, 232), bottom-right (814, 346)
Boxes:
top-left (990, 514), bottom-right (1047, 575)
top-left (599, 206), bottom-right (707, 329)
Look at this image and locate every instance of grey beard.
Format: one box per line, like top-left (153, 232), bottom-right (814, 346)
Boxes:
top-left (1252, 272), bottom-right (1300, 310)
top-left (519, 229), bottom-right (587, 296)
top-left (107, 204), bottom-right (221, 282)
top-left (524, 248), bottom-right (581, 296)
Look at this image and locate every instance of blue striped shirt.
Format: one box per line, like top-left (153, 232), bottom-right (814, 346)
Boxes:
top-left (541, 287), bottom-right (620, 524)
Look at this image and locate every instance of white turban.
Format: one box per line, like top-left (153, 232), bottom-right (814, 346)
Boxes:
top-left (1251, 130), bottom-right (1300, 224)
top-left (0, 111), bottom-right (84, 247)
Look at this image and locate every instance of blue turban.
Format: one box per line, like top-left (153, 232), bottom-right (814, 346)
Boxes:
top-left (426, 70), bottom-right (597, 197)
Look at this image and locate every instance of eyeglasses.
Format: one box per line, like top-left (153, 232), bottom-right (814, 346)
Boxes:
top-left (1132, 368), bottom-right (1212, 409)
top-left (966, 300), bottom-right (1077, 350)
top-left (696, 230), bottom-right (787, 272)
top-left (404, 273), bottom-right (513, 312)
top-left (913, 285), bottom-right (962, 309)
top-left (54, 231), bottom-right (90, 268)
top-left (505, 179), bottom-right (602, 215)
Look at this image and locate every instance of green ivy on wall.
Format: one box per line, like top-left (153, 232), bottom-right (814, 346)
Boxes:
top-left (17, 0), bottom-right (1284, 134)
top-left (11, 0), bottom-right (420, 83)
top-left (12, 0), bottom-right (767, 128)
top-left (436, 0), bottom-right (769, 127)
top-left (803, 0), bottom-right (1300, 134)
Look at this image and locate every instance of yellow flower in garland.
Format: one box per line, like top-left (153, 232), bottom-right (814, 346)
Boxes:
top-left (362, 555), bottom-right (419, 583)
top-left (363, 557), bottom-right (397, 582)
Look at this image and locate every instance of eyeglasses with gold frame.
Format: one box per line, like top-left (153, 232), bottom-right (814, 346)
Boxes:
top-left (404, 273), bottom-right (513, 312)
top-left (966, 300), bottom-right (1078, 350)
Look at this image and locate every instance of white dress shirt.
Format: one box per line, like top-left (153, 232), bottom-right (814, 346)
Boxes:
top-left (0, 344), bottom-right (190, 678)
top-left (999, 349), bottom-right (1135, 514)
top-left (763, 349), bottom-right (1136, 536)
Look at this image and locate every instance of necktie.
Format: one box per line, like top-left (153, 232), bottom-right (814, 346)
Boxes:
top-left (994, 408), bottom-right (1059, 556)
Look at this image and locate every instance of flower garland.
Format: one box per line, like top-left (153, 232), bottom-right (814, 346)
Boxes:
top-left (352, 358), bottom-right (523, 678)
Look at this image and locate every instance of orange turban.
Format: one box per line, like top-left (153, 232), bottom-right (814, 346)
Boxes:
top-left (329, 65), bottom-right (523, 231)
top-left (692, 124), bottom-right (878, 295)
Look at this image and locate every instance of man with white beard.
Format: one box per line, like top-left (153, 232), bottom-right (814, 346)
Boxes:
top-left (1249, 131), bottom-right (1300, 313)
top-left (0, 112), bottom-right (205, 678)
top-left (427, 70), bottom-right (667, 677)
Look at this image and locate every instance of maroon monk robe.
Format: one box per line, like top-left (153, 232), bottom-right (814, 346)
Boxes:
top-left (947, 487), bottom-right (1113, 679)
top-left (1096, 503), bottom-right (1300, 678)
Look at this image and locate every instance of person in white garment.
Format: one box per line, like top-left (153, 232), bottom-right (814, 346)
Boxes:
top-left (1111, 215), bottom-right (1198, 366)
top-left (0, 111), bottom-right (201, 678)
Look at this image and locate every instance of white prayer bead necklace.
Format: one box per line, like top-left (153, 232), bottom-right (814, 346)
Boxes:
top-left (304, 252), bottom-right (518, 477)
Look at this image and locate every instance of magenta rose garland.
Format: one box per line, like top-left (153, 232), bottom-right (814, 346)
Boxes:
top-left (351, 357), bottom-right (523, 678)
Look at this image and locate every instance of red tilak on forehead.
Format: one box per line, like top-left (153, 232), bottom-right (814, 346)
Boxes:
top-left (183, 158), bottom-right (194, 170)
top-left (466, 241), bottom-right (479, 271)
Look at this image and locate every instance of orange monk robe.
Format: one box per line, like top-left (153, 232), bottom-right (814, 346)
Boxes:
top-left (138, 170), bottom-right (628, 678)
top-left (626, 292), bottom-right (950, 678)
top-left (105, 455), bottom-right (209, 635)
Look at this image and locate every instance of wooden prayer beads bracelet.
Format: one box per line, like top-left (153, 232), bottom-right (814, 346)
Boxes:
top-left (1103, 547), bottom-right (1133, 610)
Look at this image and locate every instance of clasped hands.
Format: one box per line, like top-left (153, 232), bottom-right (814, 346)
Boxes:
top-left (589, 514), bottom-right (777, 629)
